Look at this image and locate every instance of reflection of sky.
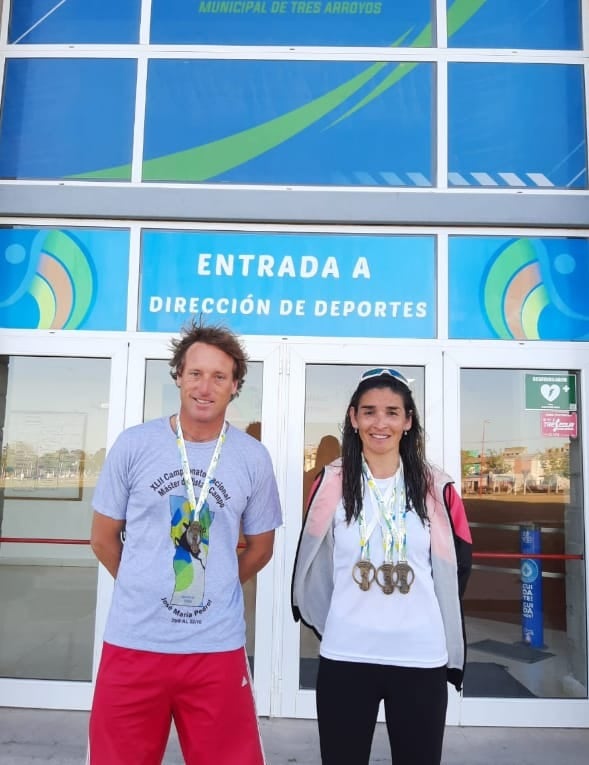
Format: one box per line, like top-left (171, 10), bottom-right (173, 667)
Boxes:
top-left (305, 365), bottom-right (575, 457)
top-left (144, 359), bottom-right (263, 432)
top-left (460, 369), bottom-right (572, 455)
top-left (3, 356), bottom-right (110, 454)
top-left (305, 365), bottom-right (425, 448)
top-left (5, 357), bottom-right (575, 460)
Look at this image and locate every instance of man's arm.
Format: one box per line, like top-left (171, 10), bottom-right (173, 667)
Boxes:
top-left (238, 530), bottom-right (275, 584)
top-left (90, 511), bottom-right (125, 579)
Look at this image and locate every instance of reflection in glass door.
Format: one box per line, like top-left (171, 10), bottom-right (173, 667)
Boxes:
top-left (142, 358), bottom-right (264, 673)
top-left (460, 367), bottom-right (586, 702)
top-left (0, 355), bottom-right (111, 688)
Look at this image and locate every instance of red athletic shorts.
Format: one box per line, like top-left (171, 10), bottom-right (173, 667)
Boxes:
top-left (88, 642), bottom-right (265, 765)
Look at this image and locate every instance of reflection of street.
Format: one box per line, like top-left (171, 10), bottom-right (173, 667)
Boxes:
top-left (462, 441), bottom-right (570, 496)
top-left (0, 472), bottom-right (99, 500)
top-left (1, 442), bottom-right (104, 499)
top-left (463, 477), bottom-right (570, 495)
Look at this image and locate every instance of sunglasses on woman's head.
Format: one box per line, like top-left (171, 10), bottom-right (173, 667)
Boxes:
top-left (359, 368), bottom-right (414, 389)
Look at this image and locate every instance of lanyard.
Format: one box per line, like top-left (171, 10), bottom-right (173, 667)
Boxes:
top-left (175, 415), bottom-right (227, 522)
top-left (360, 457), bottom-right (408, 564)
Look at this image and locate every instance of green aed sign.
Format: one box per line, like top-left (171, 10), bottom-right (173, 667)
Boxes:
top-left (525, 374), bottom-right (577, 412)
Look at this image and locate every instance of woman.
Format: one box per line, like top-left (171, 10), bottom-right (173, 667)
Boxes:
top-left (292, 368), bottom-right (472, 765)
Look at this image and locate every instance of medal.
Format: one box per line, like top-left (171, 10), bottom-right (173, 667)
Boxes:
top-left (375, 562), bottom-right (396, 594)
top-left (185, 521), bottom-right (202, 556)
top-left (173, 415), bottom-right (227, 556)
top-left (352, 560), bottom-right (376, 591)
top-left (358, 457), bottom-right (415, 596)
top-left (394, 561), bottom-right (415, 594)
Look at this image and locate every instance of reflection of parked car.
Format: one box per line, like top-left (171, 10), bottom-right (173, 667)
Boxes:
top-left (545, 474), bottom-right (570, 493)
top-left (527, 483), bottom-right (549, 493)
top-left (526, 475), bottom-right (569, 493)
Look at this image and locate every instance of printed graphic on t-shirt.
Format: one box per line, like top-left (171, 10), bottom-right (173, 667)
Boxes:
top-left (169, 496), bottom-right (215, 607)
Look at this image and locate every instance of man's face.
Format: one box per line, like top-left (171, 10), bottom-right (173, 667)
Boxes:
top-left (176, 342), bottom-right (238, 437)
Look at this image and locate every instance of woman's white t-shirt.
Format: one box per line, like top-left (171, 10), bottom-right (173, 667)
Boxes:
top-left (320, 474), bottom-right (448, 667)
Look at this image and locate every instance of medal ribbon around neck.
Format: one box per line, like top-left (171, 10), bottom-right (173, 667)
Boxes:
top-left (361, 456), bottom-right (408, 565)
top-left (175, 415), bottom-right (227, 523)
top-left (353, 456), bottom-right (415, 595)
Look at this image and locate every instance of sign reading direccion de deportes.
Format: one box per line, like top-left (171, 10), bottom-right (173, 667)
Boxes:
top-left (139, 231), bottom-right (435, 338)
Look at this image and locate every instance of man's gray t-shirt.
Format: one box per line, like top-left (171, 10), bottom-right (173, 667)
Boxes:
top-left (92, 417), bottom-right (282, 654)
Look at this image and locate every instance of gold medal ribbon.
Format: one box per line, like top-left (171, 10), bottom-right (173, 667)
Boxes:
top-left (358, 457), bottom-right (415, 595)
top-left (361, 456), bottom-right (407, 566)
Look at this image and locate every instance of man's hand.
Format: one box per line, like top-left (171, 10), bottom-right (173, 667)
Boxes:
top-left (90, 512), bottom-right (125, 578)
top-left (238, 530), bottom-right (275, 583)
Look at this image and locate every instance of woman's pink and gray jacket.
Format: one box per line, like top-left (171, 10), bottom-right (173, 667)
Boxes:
top-left (291, 460), bottom-right (472, 691)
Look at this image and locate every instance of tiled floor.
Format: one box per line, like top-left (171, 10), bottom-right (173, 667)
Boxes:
top-left (465, 615), bottom-right (586, 698)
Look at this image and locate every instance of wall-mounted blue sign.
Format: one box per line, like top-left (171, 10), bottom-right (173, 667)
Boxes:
top-left (0, 228), bottom-right (130, 330)
top-left (449, 236), bottom-right (589, 341)
top-left (140, 231), bottom-right (435, 338)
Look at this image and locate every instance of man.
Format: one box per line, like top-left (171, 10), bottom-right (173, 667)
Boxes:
top-left (88, 320), bottom-right (282, 765)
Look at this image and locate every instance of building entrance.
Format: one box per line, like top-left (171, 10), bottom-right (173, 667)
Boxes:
top-left (0, 336), bottom-right (587, 727)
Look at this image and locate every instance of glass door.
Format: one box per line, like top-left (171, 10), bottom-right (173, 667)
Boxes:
top-left (126, 337), bottom-right (283, 716)
top-left (444, 344), bottom-right (589, 727)
top-left (277, 341), bottom-right (453, 719)
top-left (0, 334), bottom-right (128, 710)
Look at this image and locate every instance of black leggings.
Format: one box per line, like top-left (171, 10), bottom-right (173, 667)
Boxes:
top-left (316, 657), bottom-right (448, 765)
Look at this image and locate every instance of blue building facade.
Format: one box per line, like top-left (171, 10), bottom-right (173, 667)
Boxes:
top-left (0, 0), bottom-right (588, 725)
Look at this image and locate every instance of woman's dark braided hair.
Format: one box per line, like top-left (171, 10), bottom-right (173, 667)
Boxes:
top-left (341, 374), bottom-right (432, 525)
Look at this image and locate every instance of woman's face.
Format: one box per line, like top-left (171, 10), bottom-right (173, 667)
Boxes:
top-left (350, 386), bottom-right (412, 464)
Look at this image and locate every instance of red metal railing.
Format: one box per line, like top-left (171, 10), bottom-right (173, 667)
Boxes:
top-left (0, 539), bottom-right (583, 560)
top-left (473, 552), bottom-right (583, 560)
top-left (0, 537), bottom-right (90, 545)
top-left (0, 537), bottom-right (249, 549)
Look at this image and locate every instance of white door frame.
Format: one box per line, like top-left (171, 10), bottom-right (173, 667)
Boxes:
top-left (0, 331), bottom-right (129, 710)
top-left (3, 333), bottom-right (587, 725)
top-left (274, 339), bottom-right (458, 720)
top-left (443, 341), bottom-right (589, 727)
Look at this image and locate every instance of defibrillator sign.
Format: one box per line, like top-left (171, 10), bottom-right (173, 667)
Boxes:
top-left (525, 374), bottom-right (577, 411)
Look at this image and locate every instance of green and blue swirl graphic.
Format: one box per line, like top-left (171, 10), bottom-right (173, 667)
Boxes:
top-left (0, 230), bottom-right (95, 329)
top-left (450, 237), bottom-right (589, 341)
top-left (0, 229), bottom-right (130, 330)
